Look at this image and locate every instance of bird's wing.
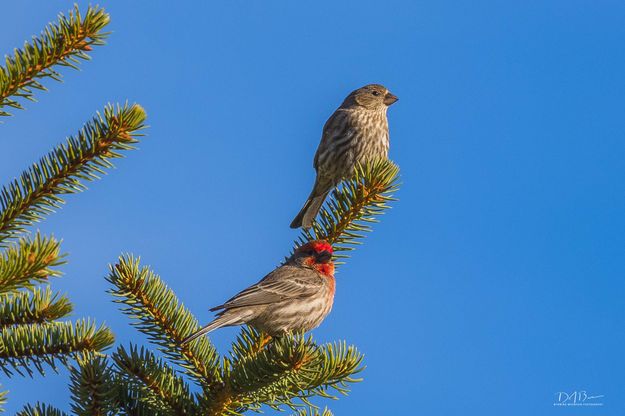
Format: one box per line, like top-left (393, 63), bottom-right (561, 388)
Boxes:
top-left (314, 109), bottom-right (351, 170)
top-left (210, 265), bottom-right (323, 311)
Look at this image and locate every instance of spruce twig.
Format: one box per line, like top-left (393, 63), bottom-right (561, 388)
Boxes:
top-left (0, 103), bottom-right (147, 244)
top-left (295, 159), bottom-right (400, 261)
top-left (16, 402), bottom-right (69, 416)
top-left (0, 287), bottom-right (72, 327)
top-left (69, 355), bottom-right (117, 416)
top-left (0, 5), bottom-right (110, 117)
top-left (107, 256), bottom-right (221, 392)
top-left (0, 319), bottom-right (114, 376)
top-left (0, 233), bottom-right (64, 293)
top-left (112, 344), bottom-right (198, 415)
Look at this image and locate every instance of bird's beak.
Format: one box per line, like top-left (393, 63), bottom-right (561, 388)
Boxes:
top-left (384, 92), bottom-right (398, 106)
top-left (316, 250), bottom-right (333, 264)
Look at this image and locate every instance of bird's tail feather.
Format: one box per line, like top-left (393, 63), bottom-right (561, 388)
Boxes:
top-left (290, 179), bottom-right (332, 229)
top-left (181, 313), bottom-right (242, 344)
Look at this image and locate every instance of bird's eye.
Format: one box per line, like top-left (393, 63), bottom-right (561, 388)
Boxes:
top-left (371, 91), bottom-right (381, 96)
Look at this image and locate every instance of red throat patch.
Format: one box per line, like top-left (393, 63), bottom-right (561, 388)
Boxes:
top-left (303, 257), bottom-right (335, 277)
top-left (315, 262), bottom-right (335, 277)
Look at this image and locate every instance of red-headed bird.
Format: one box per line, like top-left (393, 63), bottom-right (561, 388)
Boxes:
top-left (290, 84), bottom-right (398, 229)
top-left (182, 240), bottom-right (335, 344)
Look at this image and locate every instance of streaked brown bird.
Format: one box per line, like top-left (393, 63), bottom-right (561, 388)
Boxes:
top-left (181, 241), bottom-right (335, 344)
top-left (290, 84), bottom-right (398, 229)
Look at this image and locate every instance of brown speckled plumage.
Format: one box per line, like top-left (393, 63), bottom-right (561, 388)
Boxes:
top-left (182, 241), bottom-right (336, 343)
top-left (291, 84), bottom-right (398, 229)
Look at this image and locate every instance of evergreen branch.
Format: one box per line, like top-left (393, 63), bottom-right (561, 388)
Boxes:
top-left (107, 255), bottom-right (221, 391)
top-left (0, 233), bottom-right (64, 293)
top-left (112, 344), bottom-right (198, 415)
top-left (0, 5), bottom-right (110, 117)
top-left (249, 337), bottom-right (362, 406)
top-left (296, 159), bottom-right (400, 260)
top-left (16, 403), bottom-right (69, 416)
top-left (229, 326), bottom-right (273, 364)
top-left (0, 387), bottom-right (5, 412)
top-left (215, 333), bottom-right (363, 414)
top-left (291, 407), bottom-right (333, 416)
top-left (0, 103), bottom-right (147, 244)
top-left (114, 379), bottom-right (167, 416)
top-left (0, 319), bottom-right (114, 376)
top-left (69, 355), bottom-right (117, 416)
top-left (0, 286), bottom-right (72, 327)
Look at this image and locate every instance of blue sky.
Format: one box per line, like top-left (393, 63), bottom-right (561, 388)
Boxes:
top-left (2, 1), bottom-right (625, 414)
